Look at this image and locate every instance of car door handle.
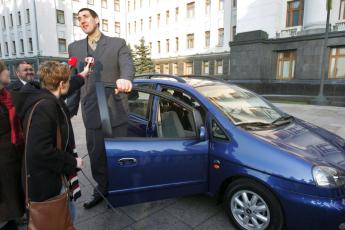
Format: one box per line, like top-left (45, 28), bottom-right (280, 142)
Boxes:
top-left (117, 158), bottom-right (137, 166)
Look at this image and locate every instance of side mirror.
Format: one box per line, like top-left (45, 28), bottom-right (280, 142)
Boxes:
top-left (199, 126), bottom-right (206, 141)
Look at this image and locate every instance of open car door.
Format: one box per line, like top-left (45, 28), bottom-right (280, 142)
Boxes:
top-left (97, 83), bottom-right (209, 207)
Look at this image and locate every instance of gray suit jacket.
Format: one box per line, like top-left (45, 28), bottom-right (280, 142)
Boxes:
top-left (68, 34), bottom-right (135, 129)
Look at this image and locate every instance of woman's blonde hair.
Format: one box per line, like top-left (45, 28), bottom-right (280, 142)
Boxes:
top-left (0, 60), bottom-right (8, 74)
top-left (38, 61), bottom-right (70, 91)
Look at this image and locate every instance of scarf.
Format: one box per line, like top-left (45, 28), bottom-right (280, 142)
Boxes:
top-left (0, 88), bottom-right (24, 145)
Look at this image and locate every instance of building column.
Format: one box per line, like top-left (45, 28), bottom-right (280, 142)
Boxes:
top-left (303, 0), bottom-right (327, 30)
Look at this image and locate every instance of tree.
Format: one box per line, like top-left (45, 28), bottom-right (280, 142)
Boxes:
top-left (132, 37), bottom-right (155, 74)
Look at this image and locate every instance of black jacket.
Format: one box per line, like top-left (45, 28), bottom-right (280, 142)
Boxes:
top-left (7, 79), bottom-right (25, 91)
top-left (13, 75), bottom-right (84, 202)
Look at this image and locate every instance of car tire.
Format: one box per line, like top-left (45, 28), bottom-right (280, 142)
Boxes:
top-left (224, 178), bottom-right (284, 230)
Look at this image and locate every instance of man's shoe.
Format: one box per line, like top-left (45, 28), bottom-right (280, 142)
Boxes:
top-left (83, 196), bottom-right (103, 209)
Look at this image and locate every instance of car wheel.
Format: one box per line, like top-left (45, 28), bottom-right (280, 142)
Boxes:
top-left (225, 178), bottom-right (284, 230)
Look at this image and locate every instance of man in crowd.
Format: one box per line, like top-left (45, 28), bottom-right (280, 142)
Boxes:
top-left (8, 61), bottom-right (35, 91)
top-left (68, 8), bottom-right (135, 209)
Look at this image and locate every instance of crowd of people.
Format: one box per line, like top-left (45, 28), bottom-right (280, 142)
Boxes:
top-left (0, 7), bottom-right (134, 230)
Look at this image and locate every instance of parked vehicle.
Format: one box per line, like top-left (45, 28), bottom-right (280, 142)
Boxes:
top-left (98, 74), bottom-right (345, 230)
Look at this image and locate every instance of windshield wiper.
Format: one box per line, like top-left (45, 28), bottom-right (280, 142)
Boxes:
top-left (271, 115), bottom-right (294, 125)
top-left (236, 121), bottom-right (273, 130)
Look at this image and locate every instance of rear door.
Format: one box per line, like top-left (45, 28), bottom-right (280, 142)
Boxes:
top-left (101, 85), bottom-right (209, 206)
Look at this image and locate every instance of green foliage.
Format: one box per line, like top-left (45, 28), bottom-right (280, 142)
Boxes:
top-left (132, 37), bottom-right (155, 74)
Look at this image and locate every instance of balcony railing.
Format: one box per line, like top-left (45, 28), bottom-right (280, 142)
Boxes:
top-left (333, 21), bottom-right (345, 32)
top-left (276, 27), bottom-right (300, 38)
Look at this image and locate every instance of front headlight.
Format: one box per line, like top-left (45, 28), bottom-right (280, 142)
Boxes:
top-left (313, 166), bottom-right (345, 188)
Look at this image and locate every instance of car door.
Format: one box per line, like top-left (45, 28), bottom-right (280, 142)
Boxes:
top-left (100, 85), bottom-right (209, 207)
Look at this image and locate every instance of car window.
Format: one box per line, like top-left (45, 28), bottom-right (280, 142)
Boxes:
top-left (160, 86), bottom-right (206, 124)
top-left (128, 91), bottom-right (151, 119)
top-left (157, 97), bottom-right (197, 139)
top-left (212, 120), bottom-right (229, 141)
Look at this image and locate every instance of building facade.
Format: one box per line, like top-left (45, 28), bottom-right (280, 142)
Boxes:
top-left (230, 0), bottom-right (345, 100)
top-left (0, 0), bottom-right (125, 78)
top-left (126, 0), bottom-right (236, 78)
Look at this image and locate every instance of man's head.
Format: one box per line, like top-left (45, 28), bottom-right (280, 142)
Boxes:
top-left (15, 61), bottom-right (34, 82)
top-left (77, 8), bottom-right (100, 35)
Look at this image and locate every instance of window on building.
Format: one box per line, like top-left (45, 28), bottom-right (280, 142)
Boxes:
top-left (73, 13), bottom-right (78, 26)
top-left (115, 21), bottom-right (120, 34)
top-left (205, 0), bottom-right (210, 15)
top-left (340, 0), bottom-right (345, 20)
top-left (102, 19), bottom-right (108, 32)
top-left (88, 0), bottom-right (94, 4)
top-left (28, 38), bottom-right (33, 52)
top-left (12, 41), bottom-right (16, 55)
top-left (232, 26), bottom-right (236, 41)
top-left (140, 19), bottom-right (143, 31)
top-left (140, 0), bottom-right (143, 8)
top-left (20, 39), bottom-right (24, 53)
top-left (114, 0), bottom-right (120, 11)
top-left (102, 0), bottom-right (107, 8)
top-left (2, 16), bottom-right (5, 29)
top-left (184, 62), bottom-right (193, 75)
top-left (149, 42), bottom-right (152, 50)
top-left (155, 64), bottom-right (161, 73)
top-left (157, 14), bottom-right (160, 27)
top-left (202, 61), bottom-right (210, 75)
top-left (26, 9), bottom-right (30, 23)
top-left (215, 60), bottom-right (223, 75)
top-left (205, 31), bottom-right (210, 48)
top-left (166, 10), bottom-right (169, 24)
top-left (163, 64), bottom-right (169, 74)
top-left (276, 51), bottom-right (296, 80)
top-left (5, 42), bottom-right (9, 56)
top-left (175, 7), bottom-right (179, 21)
top-left (233, 0), bottom-right (237, 8)
top-left (56, 10), bottom-right (65, 24)
top-left (133, 0), bottom-right (136, 10)
top-left (127, 1), bottom-right (131, 12)
top-left (329, 46), bottom-right (345, 79)
top-left (166, 39), bottom-right (169, 52)
top-left (18, 11), bottom-right (21, 26)
top-left (218, 28), bottom-right (224, 46)
top-left (128, 23), bottom-right (130, 33)
top-left (0, 44), bottom-right (2, 57)
top-left (176, 37), bottom-right (179, 51)
top-left (134, 21), bottom-right (136, 32)
top-left (10, 14), bottom-right (13, 27)
top-left (219, 0), bottom-right (224, 10)
top-left (172, 63), bottom-right (178, 74)
top-left (149, 17), bottom-right (152, 29)
top-left (286, 0), bottom-right (304, 27)
top-left (187, 33), bottom-right (194, 49)
top-left (157, 41), bottom-right (161, 53)
top-left (58, 38), bottom-right (67, 53)
top-left (187, 2), bottom-right (195, 18)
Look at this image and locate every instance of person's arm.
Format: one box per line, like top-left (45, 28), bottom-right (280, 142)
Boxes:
top-left (26, 100), bottom-right (77, 175)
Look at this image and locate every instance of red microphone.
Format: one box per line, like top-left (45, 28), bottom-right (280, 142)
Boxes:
top-left (68, 56), bottom-right (78, 68)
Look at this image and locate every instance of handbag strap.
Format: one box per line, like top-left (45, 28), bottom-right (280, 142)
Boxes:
top-left (24, 99), bottom-right (64, 206)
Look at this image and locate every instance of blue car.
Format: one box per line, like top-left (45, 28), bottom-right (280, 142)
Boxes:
top-left (98, 74), bottom-right (345, 230)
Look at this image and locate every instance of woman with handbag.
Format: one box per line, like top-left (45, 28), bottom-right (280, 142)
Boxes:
top-left (0, 61), bottom-right (25, 230)
top-left (14, 61), bottom-right (85, 230)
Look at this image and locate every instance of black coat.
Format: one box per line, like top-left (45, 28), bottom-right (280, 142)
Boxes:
top-left (13, 77), bottom-right (84, 202)
top-left (7, 79), bottom-right (25, 91)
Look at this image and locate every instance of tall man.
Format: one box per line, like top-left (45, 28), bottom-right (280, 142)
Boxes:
top-left (68, 8), bottom-right (134, 209)
top-left (7, 61), bottom-right (35, 91)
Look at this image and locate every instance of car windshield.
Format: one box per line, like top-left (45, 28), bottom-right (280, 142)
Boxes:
top-left (190, 80), bottom-right (284, 125)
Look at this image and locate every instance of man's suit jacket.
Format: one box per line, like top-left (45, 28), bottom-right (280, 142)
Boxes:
top-left (7, 80), bottom-right (24, 91)
top-left (68, 34), bottom-right (135, 129)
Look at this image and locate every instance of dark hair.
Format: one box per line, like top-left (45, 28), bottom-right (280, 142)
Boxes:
top-left (15, 61), bottom-right (29, 71)
top-left (78, 8), bottom-right (98, 18)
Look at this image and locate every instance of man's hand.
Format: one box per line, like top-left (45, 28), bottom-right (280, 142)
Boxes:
top-left (115, 79), bottom-right (132, 94)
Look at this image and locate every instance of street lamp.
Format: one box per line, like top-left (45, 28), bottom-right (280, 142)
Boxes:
top-left (311, 0), bottom-right (332, 105)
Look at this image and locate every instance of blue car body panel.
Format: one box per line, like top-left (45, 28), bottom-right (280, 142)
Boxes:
top-left (103, 78), bottom-right (345, 230)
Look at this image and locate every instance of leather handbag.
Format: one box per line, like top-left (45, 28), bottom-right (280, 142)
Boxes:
top-left (24, 99), bottom-right (74, 230)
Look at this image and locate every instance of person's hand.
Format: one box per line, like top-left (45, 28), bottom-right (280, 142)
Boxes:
top-left (75, 157), bottom-right (84, 169)
top-left (115, 79), bottom-right (132, 94)
top-left (79, 62), bottom-right (92, 78)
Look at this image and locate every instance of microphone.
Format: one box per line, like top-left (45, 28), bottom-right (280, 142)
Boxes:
top-left (68, 56), bottom-right (78, 69)
top-left (85, 57), bottom-right (95, 66)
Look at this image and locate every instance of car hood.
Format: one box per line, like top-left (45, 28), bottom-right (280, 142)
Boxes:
top-left (251, 119), bottom-right (345, 170)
